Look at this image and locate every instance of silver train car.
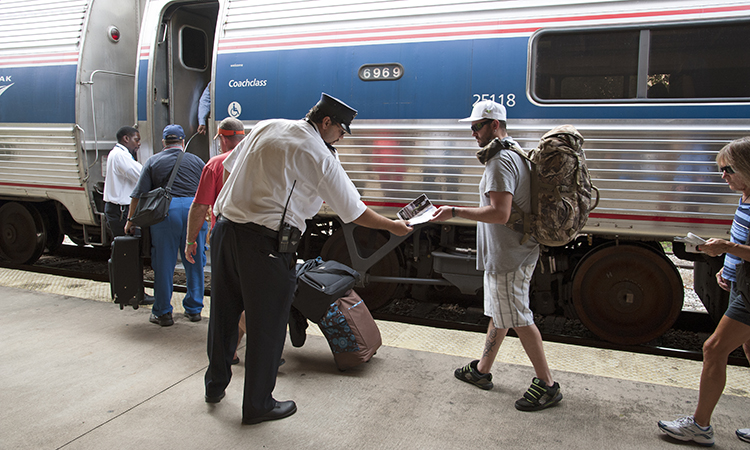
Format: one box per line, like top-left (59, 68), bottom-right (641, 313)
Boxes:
top-left (0, 0), bottom-right (148, 261)
top-left (3, 0), bottom-right (750, 344)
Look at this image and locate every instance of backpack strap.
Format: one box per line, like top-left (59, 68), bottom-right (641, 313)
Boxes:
top-left (165, 150), bottom-right (185, 193)
top-left (505, 142), bottom-right (534, 245)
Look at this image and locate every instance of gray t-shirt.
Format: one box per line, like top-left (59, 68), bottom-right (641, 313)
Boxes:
top-left (476, 146), bottom-right (539, 273)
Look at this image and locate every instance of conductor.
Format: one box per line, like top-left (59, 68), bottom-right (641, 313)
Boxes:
top-left (204, 93), bottom-right (412, 424)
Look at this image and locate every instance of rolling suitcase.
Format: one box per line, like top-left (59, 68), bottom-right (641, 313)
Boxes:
top-left (109, 235), bottom-right (144, 310)
top-left (318, 290), bottom-right (381, 371)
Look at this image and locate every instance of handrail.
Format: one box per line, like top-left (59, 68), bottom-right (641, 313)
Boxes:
top-left (80, 70), bottom-right (136, 176)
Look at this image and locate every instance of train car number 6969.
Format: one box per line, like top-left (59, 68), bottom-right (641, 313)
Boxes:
top-left (358, 63), bottom-right (404, 81)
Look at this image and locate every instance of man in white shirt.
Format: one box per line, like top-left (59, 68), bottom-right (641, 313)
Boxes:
top-left (204, 93), bottom-right (412, 425)
top-left (103, 126), bottom-right (142, 237)
top-left (104, 127), bottom-right (154, 305)
top-left (103, 126), bottom-right (154, 306)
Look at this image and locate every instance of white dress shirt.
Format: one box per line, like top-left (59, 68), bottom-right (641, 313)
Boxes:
top-left (103, 143), bottom-right (143, 205)
top-left (216, 119), bottom-right (366, 233)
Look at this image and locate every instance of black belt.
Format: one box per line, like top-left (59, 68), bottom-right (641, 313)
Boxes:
top-left (217, 216), bottom-right (278, 239)
top-left (105, 202), bottom-right (129, 210)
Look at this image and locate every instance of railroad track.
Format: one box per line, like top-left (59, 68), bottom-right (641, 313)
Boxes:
top-left (4, 245), bottom-right (748, 367)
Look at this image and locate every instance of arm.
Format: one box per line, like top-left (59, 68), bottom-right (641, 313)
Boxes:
top-left (431, 191), bottom-right (513, 224)
top-left (715, 267), bottom-right (731, 292)
top-left (701, 238), bottom-right (750, 292)
top-left (184, 202), bottom-right (210, 263)
top-left (702, 238), bottom-right (750, 292)
top-left (124, 197), bottom-right (139, 235)
top-left (352, 208), bottom-right (412, 236)
top-left (197, 85), bottom-right (211, 134)
top-left (701, 238), bottom-right (750, 262)
top-left (120, 155), bottom-right (143, 184)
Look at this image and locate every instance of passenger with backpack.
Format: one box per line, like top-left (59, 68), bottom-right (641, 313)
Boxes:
top-left (431, 100), bottom-right (562, 411)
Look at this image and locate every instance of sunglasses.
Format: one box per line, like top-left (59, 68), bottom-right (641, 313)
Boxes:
top-left (720, 165), bottom-right (735, 175)
top-left (470, 119), bottom-right (493, 132)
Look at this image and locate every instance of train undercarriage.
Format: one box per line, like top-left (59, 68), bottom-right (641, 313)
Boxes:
top-left (299, 216), bottom-right (728, 346)
top-left (0, 199), bottom-right (728, 347)
top-left (0, 199), bottom-right (105, 265)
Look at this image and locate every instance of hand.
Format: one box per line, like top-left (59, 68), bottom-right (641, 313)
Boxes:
top-left (124, 220), bottom-right (135, 235)
top-left (430, 206), bottom-right (454, 222)
top-left (390, 219), bottom-right (413, 236)
top-left (197, 125), bottom-right (207, 135)
top-left (700, 238), bottom-right (729, 257)
top-left (184, 242), bottom-right (197, 264)
top-left (716, 267), bottom-right (730, 292)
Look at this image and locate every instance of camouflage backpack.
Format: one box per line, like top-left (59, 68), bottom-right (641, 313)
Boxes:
top-left (505, 125), bottom-right (599, 246)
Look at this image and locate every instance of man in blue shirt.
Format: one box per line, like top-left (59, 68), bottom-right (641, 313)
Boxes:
top-left (126, 125), bottom-right (208, 327)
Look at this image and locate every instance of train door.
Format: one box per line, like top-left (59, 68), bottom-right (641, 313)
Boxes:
top-left (151, 1), bottom-right (218, 161)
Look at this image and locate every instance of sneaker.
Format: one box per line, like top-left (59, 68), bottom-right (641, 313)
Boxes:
top-left (184, 312), bottom-right (202, 322)
top-left (514, 377), bottom-right (562, 411)
top-left (658, 415), bottom-right (714, 447)
top-left (149, 312), bottom-right (174, 327)
top-left (141, 294), bottom-right (155, 306)
top-left (736, 428), bottom-right (750, 443)
top-left (454, 360), bottom-right (493, 390)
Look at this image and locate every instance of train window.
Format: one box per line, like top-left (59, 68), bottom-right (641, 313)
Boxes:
top-left (533, 30), bottom-right (640, 101)
top-left (180, 26), bottom-right (207, 71)
top-left (532, 21), bottom-right (750, 102)
top-left (648, 23), bottom-right (750, 99)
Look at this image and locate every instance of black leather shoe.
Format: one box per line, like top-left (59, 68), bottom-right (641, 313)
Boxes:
top-left (242, 400), bottom-right (297, 424)
top-left (149, 312), bottom-right (174, 327)
top-left (205, 392), bottom-right (225, 403)
top-left (184, 312), bottom-right (202, 322)
top-left (140, 294), bottom-right (155, 306)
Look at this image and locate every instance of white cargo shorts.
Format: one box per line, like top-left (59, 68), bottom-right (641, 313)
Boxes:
top-left (483, 264), bottom-right (535, 329)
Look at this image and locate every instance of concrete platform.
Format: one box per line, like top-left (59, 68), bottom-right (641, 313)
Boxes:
top-left (1, 268), bottom-right (749, 449)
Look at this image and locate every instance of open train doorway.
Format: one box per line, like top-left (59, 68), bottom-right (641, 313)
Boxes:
top-left (151, 0), bottom-right (218, 162)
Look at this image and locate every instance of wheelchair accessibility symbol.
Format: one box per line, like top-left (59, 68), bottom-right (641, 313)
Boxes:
top-left (228, 102), bottom-right (241, 118)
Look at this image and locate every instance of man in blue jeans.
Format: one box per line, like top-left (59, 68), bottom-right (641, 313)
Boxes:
top-left (126, 124), bottom-right (208, 326)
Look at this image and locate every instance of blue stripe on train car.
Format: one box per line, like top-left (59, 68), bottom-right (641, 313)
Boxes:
top-left (137, 59), bottom-right (149, 122)
top-left (0, 65), bottom-right (76, 123)
top-left (213, 38), bottom-right (527, 121)
top-left (214, 37), bottom-right (750, 121)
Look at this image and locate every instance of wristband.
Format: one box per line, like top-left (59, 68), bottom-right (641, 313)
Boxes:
top-left (452, 207), bottom-right (457, 218)
top-left (186, 241), bottom-right (196, 245)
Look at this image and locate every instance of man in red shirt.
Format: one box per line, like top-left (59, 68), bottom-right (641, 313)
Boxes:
top-left (185, 117), bottom-right (246, 362)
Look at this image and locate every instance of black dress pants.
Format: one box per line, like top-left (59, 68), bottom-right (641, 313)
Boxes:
top-left (204, 219), bottom-right (296, 420)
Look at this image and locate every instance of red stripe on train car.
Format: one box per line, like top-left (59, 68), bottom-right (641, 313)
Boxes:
top-left (0, 182), bottom-right (85, 192)
top-left (362, 201), bottom-right (733, 226)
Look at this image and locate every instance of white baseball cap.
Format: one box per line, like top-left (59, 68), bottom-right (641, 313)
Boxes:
top-left (458, 100), bottom-right (507, 122)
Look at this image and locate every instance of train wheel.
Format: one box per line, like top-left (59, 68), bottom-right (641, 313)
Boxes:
top-left (0, 202), bottom-right (47, 264)
top-left (320, 228), bottom-right (400, 311)
top-left (571, 243), bottom-right (683, 345)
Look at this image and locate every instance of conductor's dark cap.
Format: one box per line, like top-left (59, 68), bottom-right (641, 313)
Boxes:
top-left (163, 124), bottom-right (185, 140)
top-left (316, 93), bottom-right (357, 134)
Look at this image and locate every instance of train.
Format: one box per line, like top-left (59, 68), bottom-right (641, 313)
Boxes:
top-left (1, 0), bottom-right (749, 345)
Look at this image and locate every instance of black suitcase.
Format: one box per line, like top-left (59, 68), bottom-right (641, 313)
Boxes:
top-left (109, 236), bottom-right (144, 310)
